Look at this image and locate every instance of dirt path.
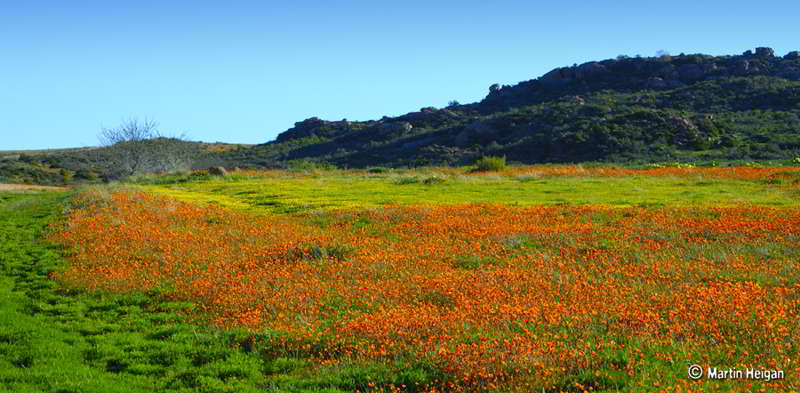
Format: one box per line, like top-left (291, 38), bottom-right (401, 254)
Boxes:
top-left (0, 183), bottom-right (68, 191)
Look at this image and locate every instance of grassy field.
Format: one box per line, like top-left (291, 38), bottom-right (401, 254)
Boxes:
top-left (2, 166), bottom-right (799, 392)
top-left (136, 166), bottom-right (800, 214)
top-left (0, 192), bottom-right (269, 393)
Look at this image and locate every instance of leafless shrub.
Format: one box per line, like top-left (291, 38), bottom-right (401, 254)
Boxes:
top-left (98, 118), bottom-right (196, 179)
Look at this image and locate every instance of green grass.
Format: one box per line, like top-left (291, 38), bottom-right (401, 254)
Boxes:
top-left (2, 191), bottom-right (433, 393)
top-left (140, 170), bottom-right (800, 215)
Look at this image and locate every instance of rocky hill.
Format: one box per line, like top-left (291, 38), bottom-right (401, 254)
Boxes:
top-left (214, 47), bottom-right (799, 168)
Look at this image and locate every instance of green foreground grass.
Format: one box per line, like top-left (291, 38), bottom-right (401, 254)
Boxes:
top-left (1, 191), bottom-right (430, 393)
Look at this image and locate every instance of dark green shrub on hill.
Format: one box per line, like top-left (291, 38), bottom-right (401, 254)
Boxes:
top-left (474, 156), bottom-right (507, 172)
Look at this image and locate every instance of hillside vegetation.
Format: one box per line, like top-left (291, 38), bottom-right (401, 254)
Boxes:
top-left (221, 47), bottom-right (800, 168)
top-left (0, 141), bottom-right (244, 185)
top-left (3, 47), bottom-right (800, 184)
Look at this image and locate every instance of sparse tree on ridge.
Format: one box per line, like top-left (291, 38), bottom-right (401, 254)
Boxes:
top-left (99, 117), bottom-right (161, 145)
top-left (99, 118), bottom-right (194, 178)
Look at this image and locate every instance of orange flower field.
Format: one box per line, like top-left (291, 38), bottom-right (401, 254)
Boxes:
top-left (52, 189), bottom-right (799, 392)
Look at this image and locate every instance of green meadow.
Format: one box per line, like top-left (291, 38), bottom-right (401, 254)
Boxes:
top-left (138, 169), bottom-right (800, 215)
top-left (1, 166), bottom-right (798, 392)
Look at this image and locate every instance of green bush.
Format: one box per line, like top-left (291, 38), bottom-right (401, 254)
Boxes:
top-left (474, 156), bottom-right (507, 172)
top-left (75, 169), bottom-right (99, 181)
top-left (422, 176), bottom-right (446, 185)
top-left (286, 159), bottom-right (338, 171)
top-left (60, 168), bottom-right (75, 182)
top-left (393, 176), bottom-right (419, 185)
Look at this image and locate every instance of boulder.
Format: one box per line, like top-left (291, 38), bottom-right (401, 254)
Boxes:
top-left (208, 166), bottom-right (228, 176)
top-left (785, 51), bottom-right (800, 60)
top-left (670, 116), bottom-right (698, 131)
top-left (669, 116), bottom-right (701, 147)
top-left (755, 47), bottom-right (775, 57)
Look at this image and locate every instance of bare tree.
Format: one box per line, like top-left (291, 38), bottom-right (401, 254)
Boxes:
top-left (98, 118), bottom-right (195, 178)
top-left (99, 118), bottom-right (161, 146)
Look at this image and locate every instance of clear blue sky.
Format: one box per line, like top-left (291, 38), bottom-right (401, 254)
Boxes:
top-left (2, 1), bottom-right (798, 150)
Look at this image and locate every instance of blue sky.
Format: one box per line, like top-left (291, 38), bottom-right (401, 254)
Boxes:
top-left (1, 1), bottom-right (798, 150)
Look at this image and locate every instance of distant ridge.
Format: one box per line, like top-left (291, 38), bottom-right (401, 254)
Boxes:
top-left (221, 47), bottom-right (800, 167)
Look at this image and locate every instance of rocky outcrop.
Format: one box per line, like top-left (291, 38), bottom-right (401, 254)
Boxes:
top-left (480, 47), bottom-right (800, 110)
top-left (275, 117), bottom-right (353, 142)
top-left (396, 108), bottom-right (464, 129)
top-left (667, 116), bottom-right (705, 147)
top-left (669, 116), bottom-right (698, 132)
top-left (275, 117), bottom-right (325, 142)
top-left (755, 47), bottom-right (775, 57)
top-left (378, 121), bottom-right (413, 134)
top-left (253, 46), bottom-right (800, 168)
